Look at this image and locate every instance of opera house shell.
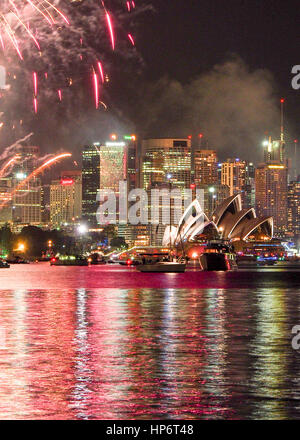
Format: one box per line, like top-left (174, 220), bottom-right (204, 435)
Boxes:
top-left (162, 193), bottom-right (273, 247)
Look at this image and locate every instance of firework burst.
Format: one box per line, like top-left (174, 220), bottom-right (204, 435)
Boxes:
top-left (0, 0), bottom-right (151, 117)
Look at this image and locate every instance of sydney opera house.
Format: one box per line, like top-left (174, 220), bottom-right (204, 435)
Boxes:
top-left (163, 193), bottom-right (273, 251)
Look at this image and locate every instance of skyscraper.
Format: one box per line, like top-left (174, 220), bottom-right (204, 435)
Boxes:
top-left (287, 179), bottom-right (300, 238)
top-left (243, 162), bottom-right (256, 209)
top-left (99, 140), bottom-right (127, 193)
top-left (263, 137), bottom-right (285, 164)
top-left (142, 138), bottom-right (191, 190)
top-left (194, 149), bottom-right (218, 185)
top-left (82, 144), bottom-right (100, 226)
top-left (50, 171), bottom-right (82, 227)
top-left (221, 158), bottom-right (246, 196)
top-left (255, 164), bottom-right (288, 235)
top-left (142, 138), bottom-right (192, 245)
top-left (11, 146), bottom-right (42, 226)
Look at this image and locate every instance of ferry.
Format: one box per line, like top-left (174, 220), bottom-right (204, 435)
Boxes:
top-left (136, 253), bottom-right (186, 273)
top-left (199, 242), bottom-right (237, 271)
top-left (50, 256), bottom-right (88, 266)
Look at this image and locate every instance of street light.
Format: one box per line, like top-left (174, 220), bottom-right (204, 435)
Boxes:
top-left (17, 243), bottom-right (25, 252)
top-left (77, 224), bottom-right (88, 235)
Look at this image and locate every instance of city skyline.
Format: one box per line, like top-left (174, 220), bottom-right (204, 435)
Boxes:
top-left (0, 1), bottom-right (299, 424)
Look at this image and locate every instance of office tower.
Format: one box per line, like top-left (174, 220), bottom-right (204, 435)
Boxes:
top-left (263, 137), bottom-right (285, 165)
top-left (194, 149), bottom-right (218, 185)
top-left (82, 144), bottom-right (100, 226)
top-left (50, 171), bottom-right (82, 227)
top-left (99, 140), bottom-right (127, 192)
top-left (255, 100), bottom-right (288, 235)
top-left (41, 184), bottom-right (50, 224)
top-left (287, 179), bottom-right (300, 237)
top-left (243, 162), bottom-right (256, 209)
top-left (11, 146), bottom-right (42, 225)
top-left (12, 176), bottom-right (42, 225)
top-left (142, 138), bottom-right (192, 245)
top-left (0, 177), bottom-right (13, 224)
top-left (126, 136), bottom-right (139, 190)
top-left (255, 163), bottom-right (288, 235)
top-left (221, 158), bottom-right (246, 196)
top-left (142, 138), bottom-right (191, 190)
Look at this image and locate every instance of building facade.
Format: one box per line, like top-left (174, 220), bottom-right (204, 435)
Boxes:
top-left (255, 164), bottom-right (288, 235)
top-left (194, 149), bottom-right (218, 186)
top-left (142, 138), bottom-right (192, 245)
top-left (287, 179), bottom-right (300, 238)
top-left (50, 171), bottom-right (82, 227)
top-left (221, 159), bottom-right (246, 196)
top-left (82, 144), bottom-right (100, 226)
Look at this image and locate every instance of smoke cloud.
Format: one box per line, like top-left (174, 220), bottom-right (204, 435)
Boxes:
top-left (133, 57), bottom-right (280, 161)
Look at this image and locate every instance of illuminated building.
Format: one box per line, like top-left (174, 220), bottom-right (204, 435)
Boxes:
top-left (126, 136), bottom-right (139, 190)
top-left (12, 176), bottom-right (42, 225)
top-left (163, 193), bottom-right (273, 247)
top-left (287, 179), bottom-right (300, 237)
top-left (221, 158), bottom-right (246, 196)
top-left (263, 136), bottom-right (285, 164)
top-left (142, 138), bottom-right (192, 245)
top-left (82, 144), bottom-right (100, 226)
top-left (194, 149), bottom-right (218, 185)
top-left (50, 171), bottom-right (82, 227)
top-left (82, 136), bottom-right (137, 234)
top-left (142, 138), bottom-right (191, 189)
top-left (243, 162), bottom-right (256, 209)
top-left (0, 177), bottom-right (13, 224)
top-left (255, 164), bottom-right (288, 235)
top-left (11, 146), bottom-right (42, 225)
top-left (99, 141), bottom-right (127, 193)
top-left (255, 100), bottom-right (288, 235)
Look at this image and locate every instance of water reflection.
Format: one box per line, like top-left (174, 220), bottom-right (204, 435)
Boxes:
top-left (0, 287), bottom-right (299, 419)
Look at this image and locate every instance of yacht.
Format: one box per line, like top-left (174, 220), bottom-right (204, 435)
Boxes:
top-left (136, 253), bottom-right (186, 273)
top-left (200, 241), bottom-right (237, 271)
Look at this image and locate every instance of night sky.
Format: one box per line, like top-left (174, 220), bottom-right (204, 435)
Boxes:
top-left (136, 0), bottom-right (299, 130)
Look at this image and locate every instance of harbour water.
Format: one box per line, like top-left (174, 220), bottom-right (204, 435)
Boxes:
top-left (1, 263), bottom-right (300, 419)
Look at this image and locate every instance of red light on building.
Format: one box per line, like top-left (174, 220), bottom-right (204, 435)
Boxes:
top-left (190, 183), bottom-right (196, 189)
top-left (188, 135), bottom-right (192, 139)
top-left (198, 133), bottom-right (203, 138)
top-left (60, 179), bottom-right (74, 185)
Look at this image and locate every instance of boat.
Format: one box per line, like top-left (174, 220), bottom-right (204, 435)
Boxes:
top-left (0, 259), bottom-right (10, 268)
top-left (88, 253), bottom-right (106, 265)
top-left (200, 241), bottom-right (237, 271)
top-left (136, 261), bottom-right (186, 273)
top-left (7, 256), bottom-right (29, 264)
top-left (50, 256), bottom-right (88, 266)
top-left (136, 253), bottom-right (186, 273)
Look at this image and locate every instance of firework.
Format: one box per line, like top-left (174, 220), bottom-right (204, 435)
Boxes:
top-left (0, 154), bottom-right (19, 177)
top-left (0, 1), bottom-right (150, 115)
top-left (0, 152), bottom-right (72, 209)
